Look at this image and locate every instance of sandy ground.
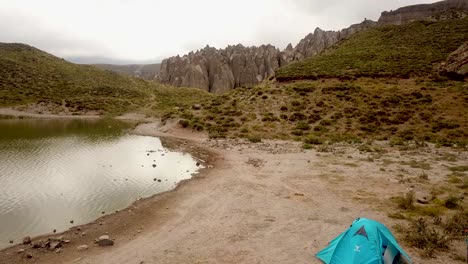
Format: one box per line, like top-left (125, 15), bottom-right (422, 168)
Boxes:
top-left (0, 120), bottom-right (467, 264)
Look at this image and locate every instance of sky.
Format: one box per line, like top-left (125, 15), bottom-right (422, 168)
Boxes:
top-left (0, 0), bottom-right (440, 64)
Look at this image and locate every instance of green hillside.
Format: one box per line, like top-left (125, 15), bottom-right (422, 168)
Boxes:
top-left (0, 43), bottom-right (212, 115)
top-left (276, 17), bottom-right (468, 81)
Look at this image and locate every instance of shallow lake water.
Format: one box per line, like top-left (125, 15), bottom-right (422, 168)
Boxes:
top-left (0, 118), bottom-right (200, 249)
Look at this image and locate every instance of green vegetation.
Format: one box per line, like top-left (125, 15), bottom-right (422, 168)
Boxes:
top-left (276, 18), bottom-right (468, 80)
top-left (0, 43), bottom-right (213, 115)
top-left (184, 78), bottom-right (468, 146)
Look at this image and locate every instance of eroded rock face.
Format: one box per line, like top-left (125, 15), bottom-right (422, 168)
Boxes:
top-left (441, 41), bottom-right (468, 78)
top-left (378, 0), bottom-right (468, 25)
top-left (157, 0), bottom-right (468, 93)
top-left (157, 45), bottom-right (282, 94)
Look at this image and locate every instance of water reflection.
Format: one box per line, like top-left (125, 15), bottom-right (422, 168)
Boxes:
top-left (0, 119), bottom-right (199, 249)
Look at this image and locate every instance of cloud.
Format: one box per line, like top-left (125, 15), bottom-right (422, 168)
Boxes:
top-left (0, 0), bottom-right (441, 64)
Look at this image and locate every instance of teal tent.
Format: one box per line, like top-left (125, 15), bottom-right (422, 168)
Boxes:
top-left (316, 218), bottom-right (411, 264)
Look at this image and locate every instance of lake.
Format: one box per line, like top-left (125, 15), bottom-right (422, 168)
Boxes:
top-left (0, 118), bottom-right (200, 249)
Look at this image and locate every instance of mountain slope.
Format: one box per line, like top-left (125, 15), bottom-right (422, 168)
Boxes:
top-left (92, 63), bottom-right (161, 80)
top-left (276, 17), bottom-right (468, 81)
top-left (0, 43), bottom-right (212, 115)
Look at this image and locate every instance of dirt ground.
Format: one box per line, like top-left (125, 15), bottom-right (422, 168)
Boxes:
top-left (0, 120), bottom-right (467, 264)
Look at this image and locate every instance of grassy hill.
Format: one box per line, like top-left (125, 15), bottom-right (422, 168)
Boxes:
top-left (92, 63), bottom-right (160, 80)
top-left (0, 43), bottom-right (212, 115)
top-left (177, 17), bottom-right (468, 147)
top-left (182, 78), bottom-right (467, 147)
top-left (276, 17), bottom-right (468, 80)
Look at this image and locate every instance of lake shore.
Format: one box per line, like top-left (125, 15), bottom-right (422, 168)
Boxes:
top-left (0, 115), bottom-right (467, 264)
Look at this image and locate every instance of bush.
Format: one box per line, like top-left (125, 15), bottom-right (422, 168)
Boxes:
top-left (296, 121), bottom-right (310, 130)
top-left (302, 143), bottom-right (313, 149)
top-left (395, 191), bottom-right (415, 210)
top-left (402, 217), bottom-right (451, 257)
top-left (247, 134), bottom-right (262, 143)
top-left (304, 135), bottom-right (323, 145)
top-left (179, 119), bottom-right (190, 128)
top-left (444, 196), bottom-right (459, 209)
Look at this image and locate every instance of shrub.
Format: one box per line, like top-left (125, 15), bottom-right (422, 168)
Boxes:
top-left (296, 121), bottom-right (310, 130)
top-left (179, 119), bottom-right (190, 128)
top-left (444, 196), bottom-right (459, 209)
top-left (402, 217), bottom-right (451, 257)
top-left (395, 191), bottom-right (415, 210)
top-left (304, 135), bottom-right (323, 145)
top-left (302, 143), bottom-right (313, 149)
top-left (247, 134), bottom-right (262, 143)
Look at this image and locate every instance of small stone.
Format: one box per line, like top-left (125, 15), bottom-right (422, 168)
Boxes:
top-left (101, 211), bottom-right (105, 214)
top-left (64, 240), bottom-right (71, 243)
top-left (32, 241), bottom-right (43, 248)
top-left (23, 236), bottom-right (31, 244)
top-left (9, 240), bottom-right (13, 244)
top-left (196, 162), bottom-right (200, 167)
top-left (17, 249), bottom-right (25, 254)
top-left (98, 235), bottom-right (109, 241)
top-left (76, 227), bottom-right (81, 231)
top-left (77, 245), bottom-right (88, 251)
top-left (152, 164), bottom-right (157, 168)
top-left (294, 193), bottom-right (305, 196)
top-left (55, 248), bottom-right (62, 253)
top-left (49, 240), bottom-right (61, 250)
top-left (70, 220), bottom-right (74, 224)
top-left (97, 239), bottom-right (114, 247)
top-left (153, 178), bottom-right (157, 181)
top-left (147, 153), bottom-right (150, 156)
top-left (157, 179), bottom-right (161, 182)
top-left (192, 104), bottom-right (202, 110)
top-left (53, 229), bottom-right (56, 233)
top-left (81, 232), bottom-right (86, 237)
top-left (25, 253), bottom-right (33, 259)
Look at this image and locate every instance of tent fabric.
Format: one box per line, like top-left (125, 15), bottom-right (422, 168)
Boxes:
top-left (316, 218), bottom-right (412, 264)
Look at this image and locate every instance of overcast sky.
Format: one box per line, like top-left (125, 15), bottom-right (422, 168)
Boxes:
top-left (0, 0), bottom-right (439, 64)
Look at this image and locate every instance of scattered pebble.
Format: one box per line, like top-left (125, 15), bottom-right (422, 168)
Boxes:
top-left (70, 220), bottom-right (74, 224)
top-left (25, 253), bottom-right (33, 259)
top-left (17, 249), bottom-right (25, 254)
top-left (9, 240), bottom-right (13, 244)
top-left (55, 248), bottom-right (62, 253)
top-left (152, 164), bottom-right (157, 168)
top-left (53, 229), bottom-right (56, 233)
top-left (77, 245), bottom-right (88, 251)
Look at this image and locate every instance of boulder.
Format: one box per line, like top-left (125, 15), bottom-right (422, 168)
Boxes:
top-left (440, 41), bottom-right (468, 79)
top-left (22, 236), bottom-right (31, 244)
top-left (97, 239), bottom-right (114, 247)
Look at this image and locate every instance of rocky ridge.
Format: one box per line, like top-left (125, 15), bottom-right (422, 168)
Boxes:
top-left (157, 0), bottom-right (468, 93)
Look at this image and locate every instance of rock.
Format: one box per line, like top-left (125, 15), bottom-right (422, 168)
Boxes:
top-left (70, 220), bottom-right (74, 224)
top-left (9, 240), bottom-right (13, 244)
top-left (63, 239), bottom-right (71, 243)
top-left (157, 44), bottom-right (282, 94)
top-left (378, 0), bottom-right (468, 25)
top-left (157, 179), bottom-right (161, 182)
top-left (440, 41), bottom-right (468, 79)
top-left (32, 240), bottom-right (43, 248)
top-left (22, 236), bottom-right (31, 244)
top-left (196, 162), bottom-right (200, 167)
top-left (192, 104), bottom-right (202, 110)
top-left (17, 249), bottom-right (25, 254)
top-left (49, 240), bottom-right (61, 250)
top-left (55, 248), bottom-right (62, 253)
top-left (416, 191), bottom-right (432, 204)
top-left (77, 245), bottom-right (88, 251)
top-left (24, 253), bottom-right (33, 259)
top-left (152, 164), bottom-right (156, 168)
top-left (97, 239), bottom-right (114, 247)
top-left (98, 235), bottom-right (110, 241)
